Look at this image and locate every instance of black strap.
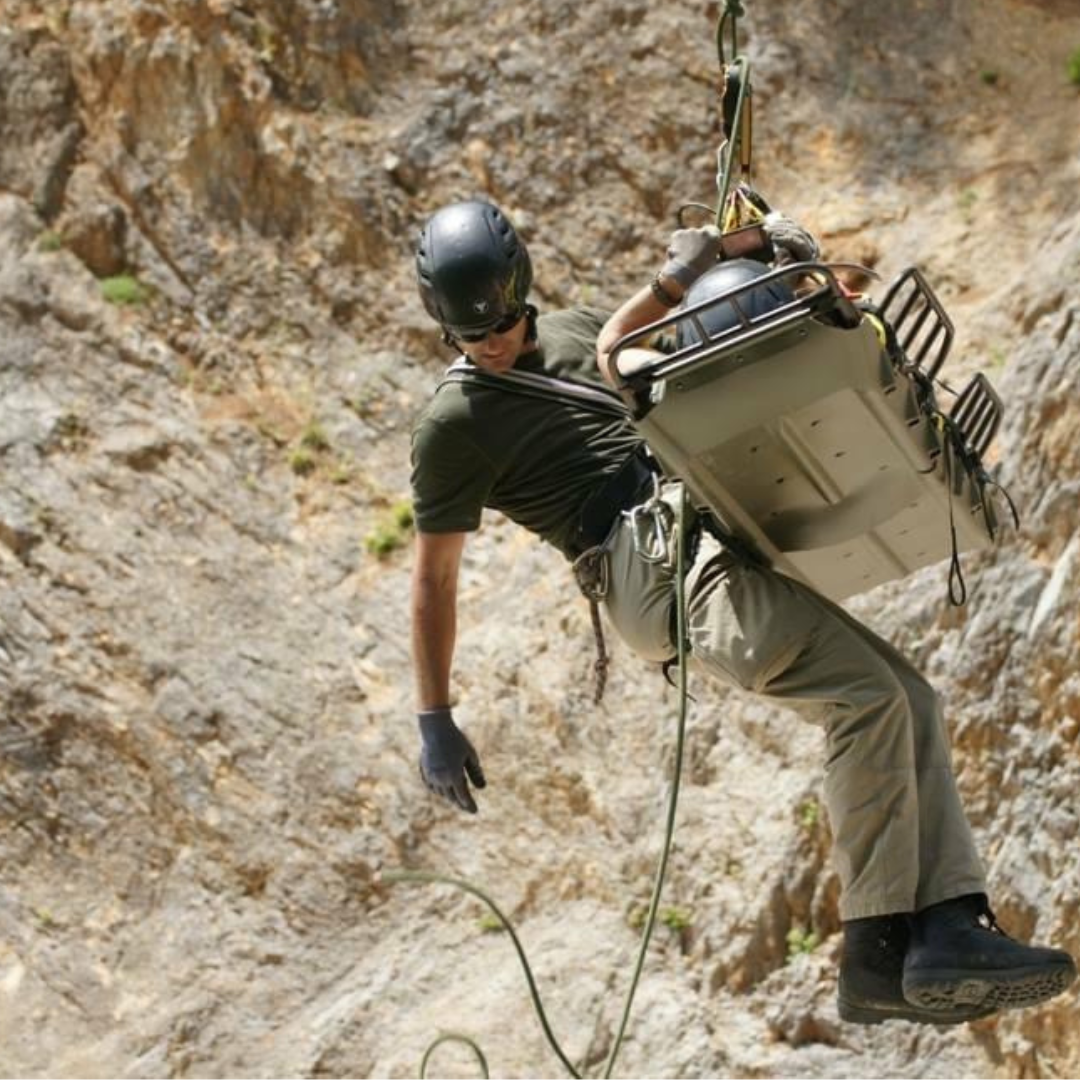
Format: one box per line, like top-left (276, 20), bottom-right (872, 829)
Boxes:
top-left (440, 360), bottom-right (629, 419)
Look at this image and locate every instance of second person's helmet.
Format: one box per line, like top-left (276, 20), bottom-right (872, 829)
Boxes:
top-left (676, 258), bottom-right (795, 348)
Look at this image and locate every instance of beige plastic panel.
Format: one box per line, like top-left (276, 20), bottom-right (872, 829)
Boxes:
top-left (634, 316), bottom-right (996, 601)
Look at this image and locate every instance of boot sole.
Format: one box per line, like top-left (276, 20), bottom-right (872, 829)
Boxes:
top-left (838, 995), bottom-right (995, 1026)
top-left (904, 960), bottom-right (1077, 1012)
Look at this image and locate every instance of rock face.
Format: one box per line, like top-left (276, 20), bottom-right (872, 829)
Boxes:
top-left (1, 1), bottom-right (1079, 1077)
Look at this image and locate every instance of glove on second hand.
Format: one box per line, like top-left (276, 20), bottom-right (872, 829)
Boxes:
top-left (762, 211), bottom-right (820, 265)
top-left (661, 226), bottom-right (722, 288)
top-left (418, 707), bottom-right (486, 814)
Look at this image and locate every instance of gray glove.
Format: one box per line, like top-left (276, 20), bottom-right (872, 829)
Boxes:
top-left (762, 211), bottom-right (820, 265)
top-left (418, 707), bottom-right (486, 813)
top-left (661, 226), bottom-right (722, 288)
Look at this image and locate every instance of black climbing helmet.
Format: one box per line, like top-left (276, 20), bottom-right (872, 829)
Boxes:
top-left (415, 200), bottom-right (533, 335)
top-left (676, 258), bottom-right (795, 348)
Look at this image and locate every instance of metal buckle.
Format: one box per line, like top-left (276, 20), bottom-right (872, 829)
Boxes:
top-left (623, 475), bottom-right (672, 564)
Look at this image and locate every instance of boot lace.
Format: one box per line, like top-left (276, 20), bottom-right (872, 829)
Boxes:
top-left (876, 914), bottom-right (912, 960)
top-left (976, 899), bottom-right (1011, 938)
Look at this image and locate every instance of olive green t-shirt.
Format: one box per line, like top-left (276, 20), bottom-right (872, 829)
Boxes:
top-left (410, 307), bottom-right (644, 558)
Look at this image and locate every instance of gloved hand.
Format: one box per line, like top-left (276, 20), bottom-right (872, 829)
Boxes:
top-left (661, 225), bottom-right (723, 288)
top-left (417, 707), bottom-right (486, 813)
top-left (762, 211), bottom-right (820, 266)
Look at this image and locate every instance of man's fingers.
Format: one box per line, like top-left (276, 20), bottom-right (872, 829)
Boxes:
top-left (421, 763), bottom-right (479, 813)
top-left (419, 762), bottom-right (436, 792)
top-left (465, 752), bottom-right (486, 789)
top-left (452, 775), bottom-right (478, 814)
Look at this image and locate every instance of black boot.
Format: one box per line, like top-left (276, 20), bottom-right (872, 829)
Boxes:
top-left (839, 914), bottom-right (997, 1025)
top-left (903, 894), bottom-right (1077, 1012)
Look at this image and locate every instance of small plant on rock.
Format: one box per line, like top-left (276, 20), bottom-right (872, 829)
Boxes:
top-left (300, 421), bottom-right (331, 452)
top-left (100, 274), bottom-right (152, 306)
top-left (786, 925), bottom-right (820, 961)
top-left (288, 447), bottom-right (317, 476)
top-left (364, 501), bottom-right (415, 558)
top-left (660, 906), bottom-right (693, 933)
top-left (1068, 47), bottom-right (1080, 87)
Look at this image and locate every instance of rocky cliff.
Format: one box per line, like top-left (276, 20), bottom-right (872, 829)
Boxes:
top-left (1, 1), bottom-right (1079, 1077)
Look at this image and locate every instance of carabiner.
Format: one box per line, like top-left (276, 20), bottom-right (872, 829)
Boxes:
top-left (623, 476), bottom-right (673, 564)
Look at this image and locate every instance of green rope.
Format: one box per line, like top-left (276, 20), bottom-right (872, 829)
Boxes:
top-left (385, 488), bottom-right (695, 1079)
top-left (601, 487), bottom-right (691, 1079)
top-left (420, 1034), bottom-right (490, 1079)
top-left (382, 869), bottom-right (583, 1078)
top-left (713, 3), bottom-right (751, 229)
top-left (717, 0), bottom-right (745, 65)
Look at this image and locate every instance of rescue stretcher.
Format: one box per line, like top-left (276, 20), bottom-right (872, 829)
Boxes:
top-left (603, 263), bottom-right (1005, 602)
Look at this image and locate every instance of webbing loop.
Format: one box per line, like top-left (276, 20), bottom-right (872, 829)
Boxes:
top-left (716, 0), bottom-right (746, 66)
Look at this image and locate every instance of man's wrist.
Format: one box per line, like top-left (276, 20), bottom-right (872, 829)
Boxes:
top-left (651, 271), bottom-right (684, 308)
top-left (418, 705), bottom-right (453, 719)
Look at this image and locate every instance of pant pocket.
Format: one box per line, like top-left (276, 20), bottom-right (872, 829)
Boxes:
top-left (687, 560), bottom-right (821, 692)
top-left (602, 514), bottom-right (677, 662)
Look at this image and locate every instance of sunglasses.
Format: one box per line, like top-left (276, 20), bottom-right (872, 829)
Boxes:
top-left (448, 310), bottom-right (524, 343)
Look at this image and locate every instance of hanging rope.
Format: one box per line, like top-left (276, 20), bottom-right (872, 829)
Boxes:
top-left (386, 6), bottom-right (743, 1075)
top-left (704, 1), bottom-right (753, 228)
top-left (601, 485), bottom-right (691, 1079)
top-left (384, 488), bottom-right (694, 1079)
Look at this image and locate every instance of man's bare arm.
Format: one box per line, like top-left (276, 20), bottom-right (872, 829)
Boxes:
top-left (596, 226), bottom-right (721, 384)
top-left (596, 280), bottom-right (681, 387)
top-left (411, 529), bottom-right (466, 709)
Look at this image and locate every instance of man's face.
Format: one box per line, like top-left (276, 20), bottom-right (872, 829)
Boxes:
top-left (452, 314), bottom-right (530, 374)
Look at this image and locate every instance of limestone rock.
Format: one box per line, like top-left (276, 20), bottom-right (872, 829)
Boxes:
top-left (1, 1), bottom-right (1080, 1078)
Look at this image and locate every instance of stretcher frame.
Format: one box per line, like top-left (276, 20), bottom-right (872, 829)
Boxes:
top-left (603, 263), bottom-right (1002, 602)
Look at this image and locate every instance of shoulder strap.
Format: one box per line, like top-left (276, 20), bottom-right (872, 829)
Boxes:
top-left (440, 358), bottom-right (630, 419)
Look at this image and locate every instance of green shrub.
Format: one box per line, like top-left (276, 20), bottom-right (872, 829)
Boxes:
top-left (786, 925), bottom-right (820, 960)
top-left (288, 447), bottom-right (317, 476)
top-left (364, 501), bottom-right (415, 558)
top-left (391, 501), bottom-right (414, 529)
top-left (100, 274), bottom-right (151, 305)
top-left (799, 798), bottom-right (820, 831)
top-left (659, 906), bottom-right (693, 932)
top-left (300, 421), bottom-right (330, 452)
top-left (1069, 47), bottom-right (1080, 87)
top-left (329, 462), bottom-right (353, 485)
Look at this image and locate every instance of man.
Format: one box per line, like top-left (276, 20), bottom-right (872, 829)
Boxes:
top-left (408, 198), bottom-right (1076, 1025)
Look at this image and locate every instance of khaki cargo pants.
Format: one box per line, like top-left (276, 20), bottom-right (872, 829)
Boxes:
top-left (601, 484), bottom-right (987, 921)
